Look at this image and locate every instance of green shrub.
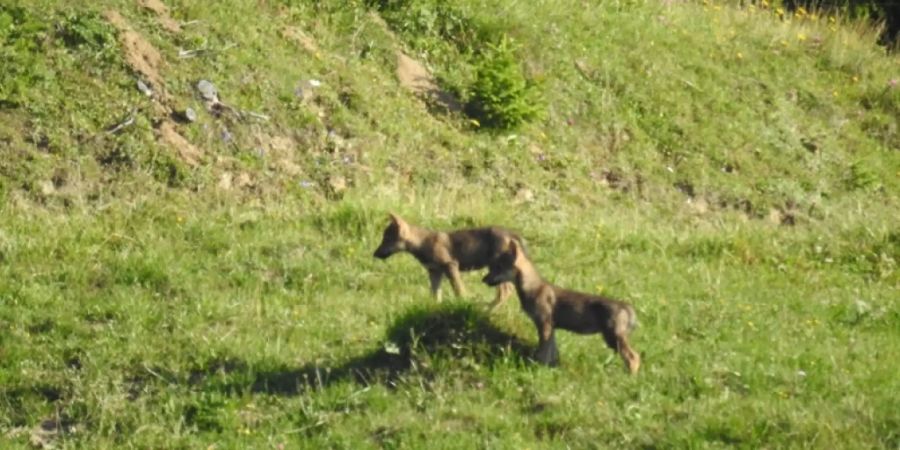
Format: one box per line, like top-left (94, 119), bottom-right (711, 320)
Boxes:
top-left (56, 11), bottom-right (117, 59)
top-left (0, 6), bottom-right (49, 107)
top-left (464, 36), bottom-right (542, 130)
top-left (372, 0), bottom-right (499, 54)
top-left (846, 161), bottom-right (882, 192)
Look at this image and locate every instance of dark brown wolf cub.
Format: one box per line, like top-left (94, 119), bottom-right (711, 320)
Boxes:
top-left (482, 239), bottom-right (640, 373)
top-left (373, 213), bottom-right (518, 309)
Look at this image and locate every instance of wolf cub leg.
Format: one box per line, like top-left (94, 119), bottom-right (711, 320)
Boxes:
top-left (487, 282), bottom-right (514, 311)
top-left (428, 268), bottom-right (444, 303)
top-left (445, 262), bottom-right (468, 298)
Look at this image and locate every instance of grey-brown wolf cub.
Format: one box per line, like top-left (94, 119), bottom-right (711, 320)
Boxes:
top-left (482, 238), bottom-right (640, 373)
top-left (373, 213), bottom-right (518, 309)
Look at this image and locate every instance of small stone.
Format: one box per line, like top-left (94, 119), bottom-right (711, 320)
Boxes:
top-left (182, 107), bottom-right (197, 122)
top-left (196, 80), bottom-right (219, 102)
top-left (137, 79), bottom-right (153, 97)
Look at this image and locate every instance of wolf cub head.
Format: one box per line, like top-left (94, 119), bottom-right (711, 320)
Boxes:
top-left (482, 238), bottom-right (521, 286)
top-left (373, 213), bottom-right (410, 259)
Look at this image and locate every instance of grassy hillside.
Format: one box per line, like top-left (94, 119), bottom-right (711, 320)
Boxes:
top-left (1, 0), bottom-right (898, 448)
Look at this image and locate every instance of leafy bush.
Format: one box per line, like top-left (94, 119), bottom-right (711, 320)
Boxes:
top-left (465, 36), bottom-right (542, 130)
top-left (370, 0), bottom-right (540, 129)
top-left (372, 0), bottom-right (500, 54)
top-left (846, 161), bottom-right (882, 191)
top-left (56, 11), bottom-right (117, 56)
top-left (1, 8), bottom-right (118, 108)
top-left (0, 6), bottom-right (50, 107)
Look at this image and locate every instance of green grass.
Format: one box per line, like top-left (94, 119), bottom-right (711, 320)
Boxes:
top-left (1, 0), bottom-right (898, 448)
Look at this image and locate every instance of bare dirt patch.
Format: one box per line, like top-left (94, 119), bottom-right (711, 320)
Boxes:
top-left (138, 0), bottom-right (181, 33)
top-left (158, 122), bottom-right (202, 166)
top-left (155, 116), bottom-right (204, 167)
top-left (103, 10), bottom-right (165, 92)
top-left (254, 132), bottom-right (303, 176)
top-left (158, 120), bottom-right (203, 166)
top-left (104, 10), bottom-right (204, 167)
top-left (395, 51), bottom-right (461, 112)
top-left (364, 11), bottom-right (460, 112)
top-left (396, 52), bottom-right (435, 95)
top-left (254, 132), bottom-right (295, 158)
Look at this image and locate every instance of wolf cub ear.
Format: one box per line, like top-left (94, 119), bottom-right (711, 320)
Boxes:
top-left (508, 239), bottom-right (520, 259)
top-left (388, 213), bottom-right (409, 236)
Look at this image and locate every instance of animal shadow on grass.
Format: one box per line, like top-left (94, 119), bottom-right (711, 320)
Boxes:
top-left (192, 303), bottom-right (533, 396)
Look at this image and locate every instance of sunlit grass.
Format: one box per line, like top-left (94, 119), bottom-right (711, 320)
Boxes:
top-left (0, 0), bottom-right (897, 448)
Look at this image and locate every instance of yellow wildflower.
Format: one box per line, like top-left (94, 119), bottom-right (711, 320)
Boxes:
top-left (797, 32), bottom-right (807, 42)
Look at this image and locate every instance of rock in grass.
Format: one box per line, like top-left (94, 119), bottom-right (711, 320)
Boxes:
top-left (136, 79), bottom-right (153, 97)
top-left (196, 80), bottom-right (219, 103)
top-left (182, 107), bottom-right (197, 122)
top-left (172, 107), bottom-right (196, 123)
